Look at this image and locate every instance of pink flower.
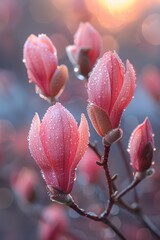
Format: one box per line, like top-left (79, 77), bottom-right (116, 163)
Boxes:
top-left (87, 51), bottom-right (136, 137)
top-left (23, 34), bottom-right (68, 102)
top-left (38, 205), bottom-right (68, 240)
top-left (66, 22), bottom-right (102, 79)
top-left (141, 65), bottom-right (160, 102)
top-left (128, 118), bottom-right (154, 173)
top-left (11, 167), bottom-right (38, 202)
top-left (78, 146), bottom-right (100, 184)
top-left (28, 103), bottom-right (89, 195)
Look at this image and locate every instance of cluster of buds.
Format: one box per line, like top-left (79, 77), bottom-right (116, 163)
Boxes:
top-left (24, 22), bottom-right (155, 210)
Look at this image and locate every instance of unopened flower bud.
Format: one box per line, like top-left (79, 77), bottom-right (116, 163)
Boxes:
top-left (66, 22), bottom-right (102, 79)
top-left (87, 51), bottom-right (136, 135)
top-left (128, 117), bottom-right (154, 173)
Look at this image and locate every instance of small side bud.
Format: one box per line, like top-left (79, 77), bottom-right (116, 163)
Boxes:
top-left (102, 128), bottom-right (123, 146)
top-left (47, 185), bottom-right (73, 204)
top-left (87, 103), bottom-right (112, 137)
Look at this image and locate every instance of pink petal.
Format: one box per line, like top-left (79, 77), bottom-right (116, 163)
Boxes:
top-left (88, 53), bottom-right (112, 113)
top-left (129, 126), bottom-right (143, 171)
top-left (73, 114), bottom-right (89, 166)
top-left (110, 60), bottom-right (136, 128)
top-left (23, 34), bottom-right (58, 96)
top-left (24, 35), bottom-right (47, 91)
top-left (67, 114), bottom-right (89, 193)
top-left (108, 51), bottom-right (124, 112)
top-left (28, 113), bottom-right (59, 187)
top-left (40, 103), bottom-right (79, 192)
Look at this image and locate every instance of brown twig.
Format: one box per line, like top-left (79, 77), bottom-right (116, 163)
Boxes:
top-left (67, 199), bottom-right (127, 240)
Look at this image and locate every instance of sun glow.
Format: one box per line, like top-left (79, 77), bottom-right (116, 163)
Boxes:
top-left (85, 0), bottom-right (151, 31)
top-left (105, 0), bottom-right (136, 13)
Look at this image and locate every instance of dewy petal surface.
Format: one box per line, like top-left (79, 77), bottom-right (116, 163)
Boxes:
top-left (73, 114), bottom-right (89, 167)
top-left (24, 34), bottom-right (58, 96)
top-left (40, 103), bottom-right (79, 192)
top-left (28, 113), bottom-right (59, 187)
top-left (110, 60), bottom-right (136, 128)
top-left (129, 118), bottom-right (154, 172)
top-left (108, 52), bottom-right (124, 112)
top-left (88, 54), bottom-right (111, 113)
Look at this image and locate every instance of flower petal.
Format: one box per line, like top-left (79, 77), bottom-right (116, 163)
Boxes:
top-left (110, 60), bottom-right (136, 128)
top-left (40, 103), bottom-right (79, 192)
top-left (88, 53), bottom-right (111, 113)
top-left (28, 113), bottom-right (59, 187)
top-left (67, 114), bottom-right (89, 192)
top-left (109, 51), bottom-right (124, 112)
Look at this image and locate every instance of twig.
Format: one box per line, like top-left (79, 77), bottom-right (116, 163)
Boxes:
top-left (67, 199), bottom-right (127, 240)
top-left (115, 178), bottom-right (141, 200)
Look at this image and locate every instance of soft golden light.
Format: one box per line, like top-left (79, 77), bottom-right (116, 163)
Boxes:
top-left (85, 0), bottom-right (152, 31)
top-left (106, 0), bottom-right (136, 13)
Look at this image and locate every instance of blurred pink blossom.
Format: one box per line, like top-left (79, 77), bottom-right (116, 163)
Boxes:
top-left (38, 204), bottom-right (68, 240)
top-left (66, 22), bottom-right (102, 79)
top-left (78, 146), bottom-right (100, 184)
top-left (11, 167), bottom-right (38, 202)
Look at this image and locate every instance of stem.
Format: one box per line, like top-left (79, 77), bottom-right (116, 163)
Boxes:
top-left (115, 178), bottom-right (141, 200)
top-left (117, 140), bottom-right (139, 202)
top-left (67, 199), bottom-right (127, 240)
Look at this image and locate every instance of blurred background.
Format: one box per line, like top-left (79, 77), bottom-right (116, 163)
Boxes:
top-left (0, 0), bottom-right (160, 239)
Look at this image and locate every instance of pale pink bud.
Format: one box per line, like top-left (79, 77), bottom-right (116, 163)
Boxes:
top-left (28, 103), bottom-right (89, 195)
top-left (78, 146), bottom-right (100, 183)
top-left (87, 51), bottom-right (136, 136)
top-left (38, 204), bottom-right (68, 240)
top-left (128, 118), bottom-right (154, 173)
top-left (66, 22), bottom-right (102, 79)
top-left (11, 167), bottom-right (38, 202)
top-left (141, 65), bottom-right (160, 102)
top-left (23, 34), bottom-right (68, 102)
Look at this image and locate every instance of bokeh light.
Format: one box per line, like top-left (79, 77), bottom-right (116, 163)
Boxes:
top-left (85, 0), bottom-right (152, 31)
top-left (142, 13), bottom-right (160, 45)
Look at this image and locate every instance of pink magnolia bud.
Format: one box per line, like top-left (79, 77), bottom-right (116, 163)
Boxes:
top-left (141, 65), bottom-right (160, 102)
top-left (28, 103), bottom-right (89, 196)
top-left (78, 146), bottom-right (100, 184)
top-left (38, 204), bottom-right (68, 240)
top-left (11, 167), bottom-right (38, 202)
top-left (66, 22), bottom-right (102, 79)
top-left (87, 51), bottom-right (136, 136)
top-left (23, 34), bottom-right (68, 102)
top-left (128, 118), bottom-right (154, 173)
